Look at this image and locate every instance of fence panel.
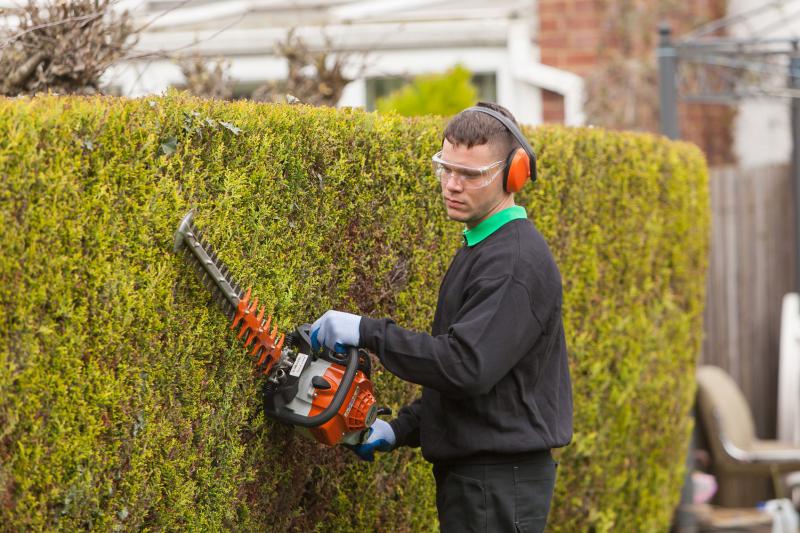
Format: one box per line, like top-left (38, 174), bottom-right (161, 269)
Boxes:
top-left (703, 164), bottom-right (795, 439)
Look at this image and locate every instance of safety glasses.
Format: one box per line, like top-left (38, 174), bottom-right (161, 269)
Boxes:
top-left (431, 151), bottom-right (505, 189)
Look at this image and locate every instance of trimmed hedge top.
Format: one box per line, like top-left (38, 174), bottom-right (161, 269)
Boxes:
top-left (0, 92), bottom-right (709, 531)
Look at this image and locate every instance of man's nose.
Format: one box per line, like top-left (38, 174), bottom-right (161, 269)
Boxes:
top-left (444, 174), bottom-right (463, 192)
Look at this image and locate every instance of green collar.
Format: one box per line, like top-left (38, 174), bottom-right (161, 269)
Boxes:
top-left (463, 206), bottom-right (527, 247)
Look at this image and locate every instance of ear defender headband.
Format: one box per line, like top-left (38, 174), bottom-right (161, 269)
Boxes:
top-left (465, 106), bottom-right (537, 193)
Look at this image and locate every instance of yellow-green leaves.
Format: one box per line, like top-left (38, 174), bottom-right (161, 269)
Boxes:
top-left (0, 92), bottom-right (708, 532)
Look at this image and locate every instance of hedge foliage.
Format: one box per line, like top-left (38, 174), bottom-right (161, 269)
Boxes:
top-left (0, 92), bottom-right (709, 531)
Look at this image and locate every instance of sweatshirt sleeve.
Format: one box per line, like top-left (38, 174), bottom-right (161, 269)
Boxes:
top-left (359, 275), bottom-right (543, 397)
top-left (388, 396), bottom-right (422, 448)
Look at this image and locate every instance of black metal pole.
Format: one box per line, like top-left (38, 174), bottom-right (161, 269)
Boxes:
top-left (661, 25), bottom-right (694, 530)
top-left (658, 23), bottom-right (680, 139)
top-left (791, 41), bottom-right (800, 291)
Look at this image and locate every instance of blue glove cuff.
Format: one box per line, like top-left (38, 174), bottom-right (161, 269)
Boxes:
top-left (354, 439), bottom-right (393, 462)
top-left (310, 329), bottom-right (320, 351)
top-left (310, 331), bottom-right (347, 354)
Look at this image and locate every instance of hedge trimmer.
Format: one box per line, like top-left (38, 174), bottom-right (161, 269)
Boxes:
top-left (173, 210), bottom-right (385, 447)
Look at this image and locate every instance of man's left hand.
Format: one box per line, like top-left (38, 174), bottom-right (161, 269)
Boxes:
top-left (346, 419), bottom-right (396, 461)
top-left (310, 310), bottom-right (362, 352)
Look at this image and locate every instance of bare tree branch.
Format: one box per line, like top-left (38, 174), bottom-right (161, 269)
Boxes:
top-left (5, 49), bottom-right (44, 87)
top-left (176, 52), bottom-right (233, 99)
top-left (0, 0), bottom-right (138, 95)
top-left (130, 0), bottom-right (192, 35)
top-left (105, 9), bottom-right (250, 67)
top-left (253, 28), bottom-right (368, 106)
top-left (0, 10), bottom-right (104, 49)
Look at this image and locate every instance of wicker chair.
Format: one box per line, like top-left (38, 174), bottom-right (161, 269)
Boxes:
top-left (695, 365), bottom-right (800, 506)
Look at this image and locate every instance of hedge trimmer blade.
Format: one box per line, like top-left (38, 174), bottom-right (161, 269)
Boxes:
top-left (173, 210), bottom-right (285, 375)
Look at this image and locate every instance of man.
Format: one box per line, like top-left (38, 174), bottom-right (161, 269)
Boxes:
top-left (311, 102), bottom-right (573, 532)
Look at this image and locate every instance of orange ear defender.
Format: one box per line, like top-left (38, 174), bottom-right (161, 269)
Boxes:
top-left (505, 148), bottom-right (531, 193)
top-left (465, 106), bottom-right (537, 193)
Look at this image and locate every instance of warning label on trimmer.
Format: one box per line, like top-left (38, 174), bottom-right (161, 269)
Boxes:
top-left (290, 353), bottom-right (308, 377)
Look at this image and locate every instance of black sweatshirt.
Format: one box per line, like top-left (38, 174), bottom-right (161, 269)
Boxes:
top-left (359, 212), bottom-right (573, 465)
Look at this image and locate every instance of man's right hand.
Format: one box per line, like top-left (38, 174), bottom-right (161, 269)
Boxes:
top-left (310, 310), bottom-right (362, 353)
top-left (348, 419), bottom-right (396, 461)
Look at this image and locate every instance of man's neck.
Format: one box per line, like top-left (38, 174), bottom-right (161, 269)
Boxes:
top-left (466, 196), bottom-right (516, 229)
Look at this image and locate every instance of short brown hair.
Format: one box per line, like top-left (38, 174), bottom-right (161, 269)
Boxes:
top-left (443, 102), bottom-right (520, 158)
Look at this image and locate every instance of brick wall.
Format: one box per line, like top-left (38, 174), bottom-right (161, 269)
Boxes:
top-left (538, 0), bottom-right (604, 75)
top-left (536, 0), bottom-right (735, 165)
top-left (538, 0), bottom-right (604, 123)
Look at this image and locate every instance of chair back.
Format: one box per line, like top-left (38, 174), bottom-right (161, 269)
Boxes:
top-left (778, 293), bottom-right (800, 444)
top-left (696, 365), bottom-right (756, 452)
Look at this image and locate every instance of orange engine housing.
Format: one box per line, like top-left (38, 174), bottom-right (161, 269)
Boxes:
top-left (308, 365), bottom-right (377, 446)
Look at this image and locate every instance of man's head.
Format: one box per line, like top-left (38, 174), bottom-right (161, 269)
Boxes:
top-left (443, 102), bottom-right (521, 161)
top-left (436, 102), bottom-right (522, 228)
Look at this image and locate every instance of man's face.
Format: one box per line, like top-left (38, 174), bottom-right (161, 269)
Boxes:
top-left (439, 139), bottom-right (511, 229)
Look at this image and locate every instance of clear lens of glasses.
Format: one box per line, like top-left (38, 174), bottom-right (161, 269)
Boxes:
top-left (431, 151), bottom-right (504, 189)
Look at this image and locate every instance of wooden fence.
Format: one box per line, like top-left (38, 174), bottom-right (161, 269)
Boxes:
top-left (702, 163), bottom-right (795, 440)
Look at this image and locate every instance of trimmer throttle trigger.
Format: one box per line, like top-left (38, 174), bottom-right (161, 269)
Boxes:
top-left (357, 348), bottom-right (372, 379)
top-left (377, 407), bottom-right (392, 416)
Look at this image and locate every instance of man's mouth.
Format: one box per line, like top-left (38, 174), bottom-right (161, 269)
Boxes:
top-left (444, 197), bottom-right (465, 209)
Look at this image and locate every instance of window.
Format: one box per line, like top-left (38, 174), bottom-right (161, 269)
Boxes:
top-left (365, 72), bottom-right (497, 111)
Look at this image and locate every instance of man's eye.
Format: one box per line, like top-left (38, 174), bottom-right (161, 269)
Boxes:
top-left (461, 171), bottom-right (481, 179)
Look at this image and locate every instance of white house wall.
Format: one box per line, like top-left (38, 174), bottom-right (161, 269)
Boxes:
top-left (107, 46), bottom-right (546, 123)
top-left (733, 99), bottom-right (792, 168)
top-left (132, 20), bottom-right (516, 57)
top-left (102, 0), bottom-right (585, 127)
top-left (727, 0), bottom-right (799, 168)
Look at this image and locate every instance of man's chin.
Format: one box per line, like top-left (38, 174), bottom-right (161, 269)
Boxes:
top-left (445, 206), bottom-right (469, 222)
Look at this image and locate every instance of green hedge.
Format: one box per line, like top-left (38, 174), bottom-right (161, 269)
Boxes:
top-left (0, 92), bottom-right (709, 531)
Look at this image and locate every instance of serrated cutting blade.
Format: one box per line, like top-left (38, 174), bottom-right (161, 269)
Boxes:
top-left (174, 210), bottom-right (285, 375)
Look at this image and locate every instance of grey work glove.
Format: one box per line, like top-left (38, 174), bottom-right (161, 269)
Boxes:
top-left (311, 310), bottom-right (362, 353)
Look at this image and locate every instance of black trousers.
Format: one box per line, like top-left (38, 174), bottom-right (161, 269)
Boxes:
top-left (432, 452), bottom-right (557, 533)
